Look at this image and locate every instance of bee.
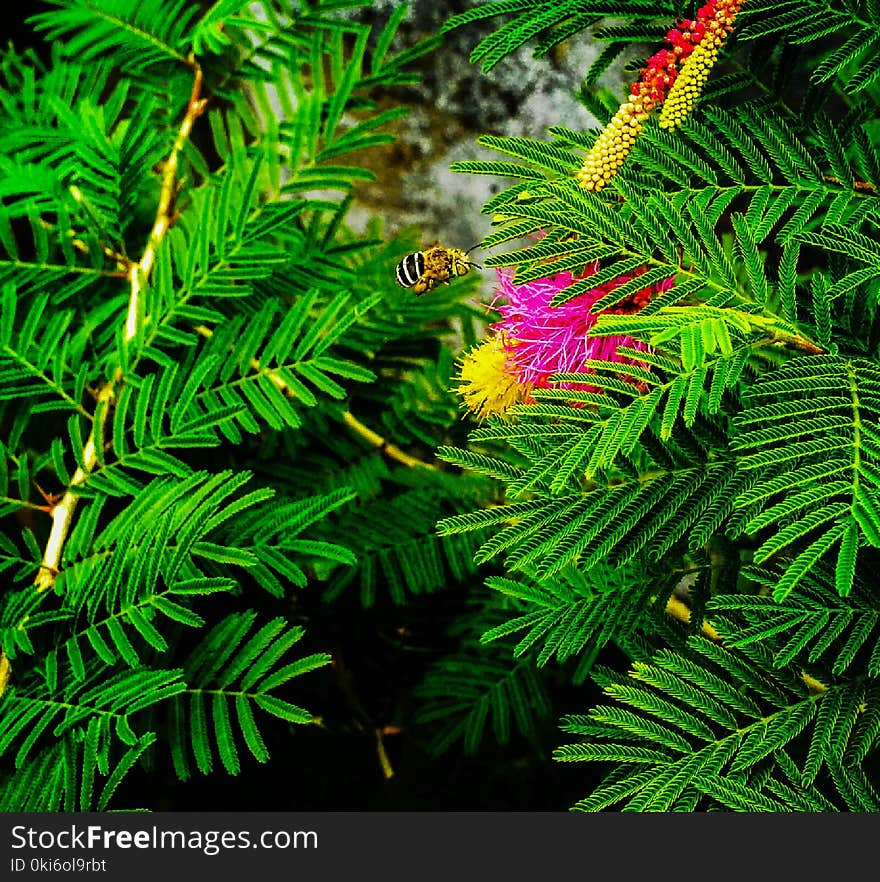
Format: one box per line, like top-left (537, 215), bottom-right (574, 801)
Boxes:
top-left (395, 243), bottom-right (477, 295)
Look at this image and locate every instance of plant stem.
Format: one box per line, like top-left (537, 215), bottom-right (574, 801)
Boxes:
top-left (192, 325), bottom-right (438, 470)
top-left (125, 56), bottom-right (206, 344)
top-left (665, 595), bottom-right (721, 640)
top-left (33, 60), bottom-right (205, 593)
top-left (341, 410), bottom-right (436, 470)
top-left (34, 383), bottom-right (114, 592)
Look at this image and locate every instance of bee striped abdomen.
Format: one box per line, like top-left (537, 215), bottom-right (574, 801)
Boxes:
top-left (396, 252), bottom-right (425, 288)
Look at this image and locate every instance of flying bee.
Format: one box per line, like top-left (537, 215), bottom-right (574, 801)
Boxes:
top-left (395, 243), bottom-right (479, 295)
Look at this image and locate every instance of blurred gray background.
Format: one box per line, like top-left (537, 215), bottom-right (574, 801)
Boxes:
top-left (346, 0), bottom-right (624, 267)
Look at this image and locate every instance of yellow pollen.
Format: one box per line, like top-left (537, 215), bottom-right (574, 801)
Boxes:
top-left (456, 337), bottom-right (530, 421)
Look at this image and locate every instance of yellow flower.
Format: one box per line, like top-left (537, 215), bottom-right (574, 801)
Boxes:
top-left (456, 337), bottom-right (530, 421)
top-left (659, 0), bottom-right (747, 130)
top-left (577, 89), bottom-right (654, 192)
top-left (578, 0), bottom-right (748, 188)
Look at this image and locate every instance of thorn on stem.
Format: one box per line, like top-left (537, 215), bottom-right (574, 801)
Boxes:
top-left (34, 482), bottom-right (63, 514)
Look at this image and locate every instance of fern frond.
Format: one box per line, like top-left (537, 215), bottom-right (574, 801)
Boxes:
top-left (29, 0), bottom-right (194, 71)
top-left (555, 629), bottom-right (870, 811)
top-left (480, 566), bottom-right (658, 675)
top-left (732, 356), bottom-right (880, 598)
top-left (168, 612), bottom-right (329, 779)
top-left (441, 0), bottom-right (674, 72)
top-left (416, 606), bottom-right (552, 755)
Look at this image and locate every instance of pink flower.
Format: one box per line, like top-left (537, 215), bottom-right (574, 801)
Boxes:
top-left (492, 265), bottom-right (673, 392)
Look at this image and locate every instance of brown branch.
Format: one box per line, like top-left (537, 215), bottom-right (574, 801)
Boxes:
top-left (33, 59), bottom-right (205, 595)
top-left (342, 411), bottom-right (437, 470)
top-left (374, 728), bottom-right (395, 780)
top-left (753, 333), bottom-right (826, 356)
top-left (33, 383), bottom-right (114, 592)
top-left (332, 650), bottom-right (395, 780)
top-left (802, 672), bottom-right (827, 693)
top-left (748, 314), bottom-right (826, 355)
top-left (853, 179), bottom-right (877, 194)
top-left (665, 595), bottom-right (721, 641)
top-left (0, 648), bottom-right (9, 696)
top-left (824, 174), bottom-right (878, 196)
top-left (125, 56), bottom-right (206, 343)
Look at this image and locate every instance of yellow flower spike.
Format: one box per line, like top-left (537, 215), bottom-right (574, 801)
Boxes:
top-left (659, 0), bottom-right (747, 130)
top-left (578, 0), bottom-right (748, 188)
top-left (576, 91), bottom-right (655, 192)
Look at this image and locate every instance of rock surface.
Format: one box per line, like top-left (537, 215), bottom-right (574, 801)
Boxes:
top-left (347, 0), bottom-right (626, 284)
